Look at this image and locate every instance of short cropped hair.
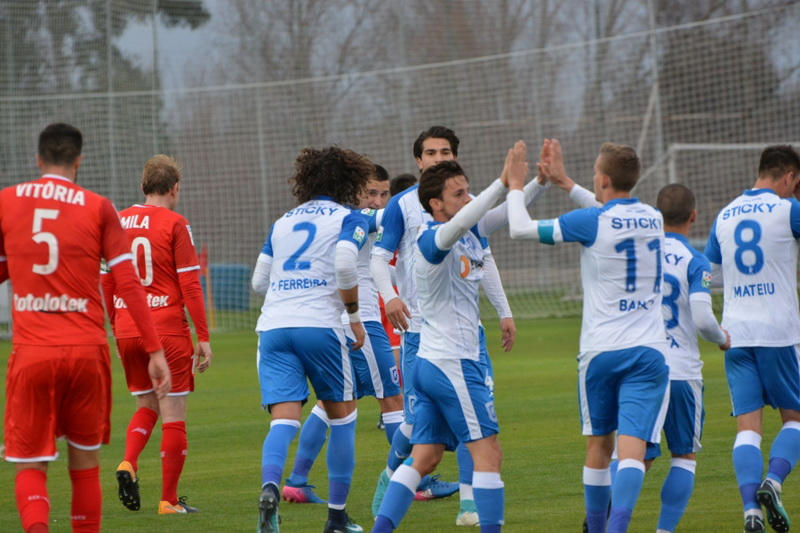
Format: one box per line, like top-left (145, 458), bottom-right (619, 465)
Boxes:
top-left (657, 183), bottom-right (695, 226)
top-left (38, 123), bottom-right (82, 165)
top-left (758, 145), bottom-right (800, 180)
top-left (413, 125), bottom-right (460, 159)
top-left (418, 160), bottom-right (467, 215)
top-left (390, 173), bottom-right (417, 196)
top-left (142, 155), bottom-right (181, 195)
top-left (374, 164), bottom-right (389, 182)
top-left (598, 143), bottom-right (641, 192)
top-left (291, 146), bottom-right (374, 206)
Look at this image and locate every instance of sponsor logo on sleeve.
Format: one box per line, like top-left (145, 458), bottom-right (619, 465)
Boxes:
top-left (702, 271), bottom-right (712, 289)
top-left (353, 226), bottom-right (366, 244)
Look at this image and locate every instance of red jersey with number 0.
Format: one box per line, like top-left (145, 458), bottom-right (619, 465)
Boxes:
top-left (0, 175), bottom-right (133, 345)
top-left (112, 204), bottom-right (201, 338)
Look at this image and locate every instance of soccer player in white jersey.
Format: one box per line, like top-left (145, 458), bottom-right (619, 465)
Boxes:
top-left (371, 126), bottom-right (540, 525)
top-left (251, 146), bottom-right (373, 533)
top-left (543, 143), bottom-right (733, 532)
top-left (704, 145), bottom-right (800, 533)
top-left (507, 141), bottom-right (669, 533)
top-left (371, 148), bottom-right (522, 533)
top-left (279, 165), bottom-right (405, 505)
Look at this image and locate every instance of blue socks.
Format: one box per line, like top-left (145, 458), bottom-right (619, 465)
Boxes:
top-left (382, 410), bottom-right (403, 446)
top-left (657, 458), bottom-right (696, 532)
top-left (327, 410), bottom-right (357, 509)
top-left (473, 471), bottom-right (504, 531)
top-left (386, 422), bottom-right (413, 472)
top-left (373, 461), bottom-right (421, 532)
top-left (733, 430), bottom-right (763, 511)
top-left (286, 405), bottom-right (329, 486)
top-left (608, 459), bottom-right (645, 533)
top-left (584, 466), bottom-right (611, 533)
top-left (768, 421), bottom-right (800, 483)
top-left (261, 419), bottom-right (301, 488)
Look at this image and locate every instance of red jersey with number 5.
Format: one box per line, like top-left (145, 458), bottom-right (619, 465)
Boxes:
top-left (111, 204), bottom-right (201, 338)
top-left (0, 175), bottom-right (133, 345)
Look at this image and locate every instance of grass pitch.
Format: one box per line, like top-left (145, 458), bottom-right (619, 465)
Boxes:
top-left (1, 317), bottom-right (797, 531)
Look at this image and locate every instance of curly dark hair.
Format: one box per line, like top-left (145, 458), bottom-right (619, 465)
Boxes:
top-left (290, 146), bottom-right (375, 206)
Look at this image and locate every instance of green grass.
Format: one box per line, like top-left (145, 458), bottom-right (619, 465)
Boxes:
top-left (0, 318), bottom-right (797, 531)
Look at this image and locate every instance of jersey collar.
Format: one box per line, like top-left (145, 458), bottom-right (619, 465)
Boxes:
top-left (41, 173), bottom-right (71, 182)
top-left (744, 188), bottom-right (778, 197)
top-left (665, 231), bottom-right (690, 246)
top-left (312, 195), bottom-right (334, 201)
top-left (604, 197), bottom-right (639, 207)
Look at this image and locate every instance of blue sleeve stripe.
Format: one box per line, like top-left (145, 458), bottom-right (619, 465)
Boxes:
top-left (538, 221), bottom-right (555, 245)
top-left (261, 223), bottom-right (275, 255)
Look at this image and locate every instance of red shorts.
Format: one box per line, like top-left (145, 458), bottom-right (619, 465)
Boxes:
top-left (379, 294), bottom-right (401, 349)
top-left (4, 344), bottom-right (111, 462)
top-left (116, 335), bottom-right (194, 396)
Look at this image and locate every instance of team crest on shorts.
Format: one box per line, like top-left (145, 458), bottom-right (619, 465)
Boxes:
top-left (407, 394), bottom-right (417, 414)
top-left (390, 366), bottom-right (400, 385)
top-left (485, 400), bottom-right (497, 423)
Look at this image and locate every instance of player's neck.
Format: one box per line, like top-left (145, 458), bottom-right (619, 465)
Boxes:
top-left (599, 189), bottom-right (630, 204)
top-left (751, 178), bottom-right (781, 195)
top-left (664, 224), bottom-right (690, 237)
top-left (144, 194), bottom-right (175, 209)
top-left (39, 164), bottom-right (76, 181)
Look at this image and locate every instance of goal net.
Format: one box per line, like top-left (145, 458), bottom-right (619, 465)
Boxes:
top-left (1, 1), bottom-right (798, 330)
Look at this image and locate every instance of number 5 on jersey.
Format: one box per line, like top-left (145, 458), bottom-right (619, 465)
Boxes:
top-left (32, 208), bottom-right (59, 275)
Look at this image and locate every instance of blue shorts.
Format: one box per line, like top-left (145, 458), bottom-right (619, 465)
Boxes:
top-left (410, 357), bottom-right (499, 451)
top-left (401, 331), bottom-right (420, 424)
top-left (578, 346), bottom-right (669, 441)
top-left (258, 327), bottom-right (354, 407)
top-left (725, 345), bottom-right (800, 415)
top-left (347, 321), bottom-right (401, 400)
top-left (478, 325), bottom-right (495, 395)
top-left (645, 379), bottom-right (704, 459)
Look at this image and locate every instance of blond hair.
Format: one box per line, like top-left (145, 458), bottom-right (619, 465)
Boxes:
top-left (142, 154), bottom-right (181, 195)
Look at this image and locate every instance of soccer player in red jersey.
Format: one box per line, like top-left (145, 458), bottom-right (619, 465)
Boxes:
top-left (0, 123), bottom-right (170, 533)
top-left (102, 154), bottom-right (212, 515)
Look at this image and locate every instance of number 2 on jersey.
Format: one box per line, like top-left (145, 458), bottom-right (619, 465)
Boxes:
top-left (283, 222), bottom-right (316, 271)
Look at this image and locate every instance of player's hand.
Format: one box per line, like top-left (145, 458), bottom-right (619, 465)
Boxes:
top-left (193, 341), bottom-right (212, 373)
top-left (719, 329), bottom-right (731, 351)
top-left (505, 140), bottom-right (528, 190)
top-left (500, 317), bottom-right (516, 352)
top-left (349, 321), bottom-right (366, 350)
top-left (538, 139), bottom-right (575, 192)
top-left (385, 297), bottom-right (411, 332)
top-left (147, 349), bottom-right (172, 399)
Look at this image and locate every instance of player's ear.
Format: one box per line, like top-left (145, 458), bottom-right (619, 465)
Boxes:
top-left (415, 157), bottom-right (424, 172)
top-left (73, 154), bottom-right (83, 171)
top-left (689, 209), bottom-right (697, 224)
top-left (35, 154), bottom-right (44, 171)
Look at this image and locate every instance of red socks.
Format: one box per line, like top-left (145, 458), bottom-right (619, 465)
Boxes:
top-left (69, 466), bottom-right (101, 532)
top-left (15, 469), bottom-right (49, 532)
top-left (161, 421), bottom-right (187, 504)
top-left (124, 407), bottom-right (159, 471)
